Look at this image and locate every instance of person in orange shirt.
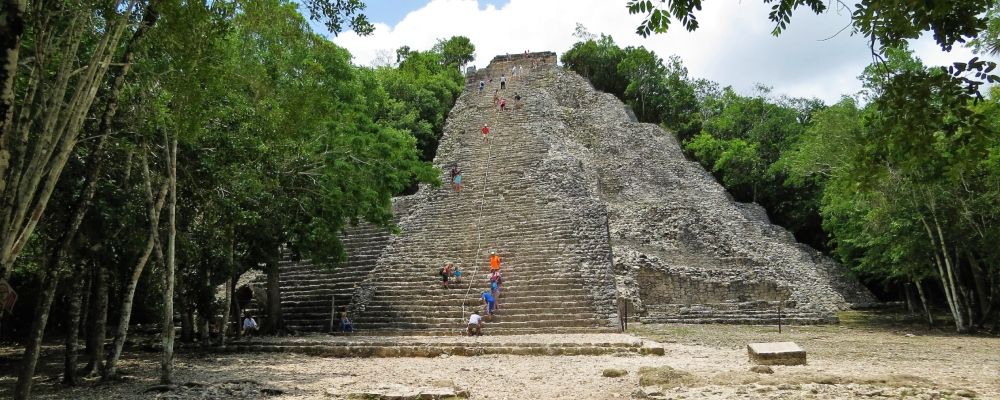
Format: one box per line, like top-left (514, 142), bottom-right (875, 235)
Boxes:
top-left (489, 250), bottom-right (501, 272)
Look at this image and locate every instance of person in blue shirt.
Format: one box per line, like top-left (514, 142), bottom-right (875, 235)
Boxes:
top-left (481, 291), bottom-right (496, 317)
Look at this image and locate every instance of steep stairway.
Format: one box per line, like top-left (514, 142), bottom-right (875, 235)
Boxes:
top-left (347, 56), bottom-right (618, 334)
top-left (271, 222), bottom-right (396, 332)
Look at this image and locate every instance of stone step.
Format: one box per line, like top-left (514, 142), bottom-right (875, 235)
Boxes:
top-left (349, 318), bottom-right (603, 330)
top-left (284, 300), bottom-right (594, 312)
top-left (642, 316), bottom-right (834, 324)
top-left (223, 341), bottom-right (661, 357)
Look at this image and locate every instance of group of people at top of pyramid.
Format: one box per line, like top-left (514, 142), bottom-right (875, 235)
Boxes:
top-left (479, 50), bottom-right (538, 117)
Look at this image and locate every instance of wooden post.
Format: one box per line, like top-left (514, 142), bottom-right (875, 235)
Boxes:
top-left (777, 300), bottom-right (783, 334)
top-left (328, 294), bottom-right (336, 333)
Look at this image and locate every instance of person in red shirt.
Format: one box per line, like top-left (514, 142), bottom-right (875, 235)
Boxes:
top-left (481, 124), bottom-right (490, 142)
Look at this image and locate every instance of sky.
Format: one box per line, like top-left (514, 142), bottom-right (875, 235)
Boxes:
top-left (320, 0), bottom-right (980, 104)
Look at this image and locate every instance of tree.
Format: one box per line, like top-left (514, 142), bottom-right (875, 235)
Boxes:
top-left (617, 46), bottom-right (664, 119)
top-left (626, 0), bottom-right (990, 52)
top-left (625, 0), bottom-right (999, 150)
top-left (433, 36), bottom-right (475, 69)
top-left (783, 49), bottom-right (1000, 332)
top-left (561, 35), bottom-right (627, 97)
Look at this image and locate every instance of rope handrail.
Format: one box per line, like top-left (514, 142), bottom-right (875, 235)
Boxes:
top-left (458, 65), bottom-right (527, 325)
top-left (459, 105), bottom-right (501, 323)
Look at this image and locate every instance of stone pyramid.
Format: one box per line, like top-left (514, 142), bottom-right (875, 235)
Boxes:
top-left (274, 52), bottom-right (873, 333)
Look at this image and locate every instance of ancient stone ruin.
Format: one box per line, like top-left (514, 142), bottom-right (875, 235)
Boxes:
top-left (273, 52), bottom-right (874, 333)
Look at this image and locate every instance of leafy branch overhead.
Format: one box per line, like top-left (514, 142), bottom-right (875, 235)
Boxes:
top-left (301, 0), bottom-right (374, 36)
top-left (625, 0), bottom-right (999, 133)
top-left (627, 0), bottom-right (991, 51)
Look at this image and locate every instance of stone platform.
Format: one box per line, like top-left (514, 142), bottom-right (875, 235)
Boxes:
top-left (747, 341), bottom-right (807, 365)
top-left (225, 333), bottom-right (664, 358)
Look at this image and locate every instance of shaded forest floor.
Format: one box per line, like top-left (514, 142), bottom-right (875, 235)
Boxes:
top-left (0, 310), bottom-right (997, 399)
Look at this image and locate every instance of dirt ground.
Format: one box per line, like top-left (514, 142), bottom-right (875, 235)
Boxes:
top-left (1, 312), bottom-right (998, 399)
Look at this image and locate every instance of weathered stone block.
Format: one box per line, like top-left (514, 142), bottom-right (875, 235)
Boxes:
top-left (747, 342), bottom-right (806, 365)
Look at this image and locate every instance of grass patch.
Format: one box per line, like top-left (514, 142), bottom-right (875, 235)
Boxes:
top-left (637, 366), bottom-right (702, 388)
top-left (602, 368), bottom-right (628, 378)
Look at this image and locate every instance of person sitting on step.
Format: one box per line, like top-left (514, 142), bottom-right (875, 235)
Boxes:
top-left (453, 265), bottom-right (462, 284)
top-left (467, 310), bottom-right (483, 336)
top-left (338, 307), bottom-right (353, 333)
top-left (242, 311), bottom-right (259, 336)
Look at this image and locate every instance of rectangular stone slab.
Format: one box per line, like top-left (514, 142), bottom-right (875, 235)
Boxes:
top-left (747, 342), bottom-right (806, 365)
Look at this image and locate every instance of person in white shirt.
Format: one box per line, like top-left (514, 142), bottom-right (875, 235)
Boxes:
top-left (242, 312), bottom-right (259, 335)
top-left (467, 311), bottom-right (483, 336)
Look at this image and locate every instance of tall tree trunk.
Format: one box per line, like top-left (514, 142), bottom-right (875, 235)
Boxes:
top-left (967, 252), bottom-right (990, 317)
top-left (179, 296), bottom-right (193, 343)
top-left (904, 282), bottom-right (917, 315)
top-left (265, 257), bottom-right (283, 335)
top-left (83, 262), bottom-right (108, 376)
top-left (931, 215), bottom-right (970, 332)
top-left (78, 268), bottom-right (92, 337)
top-left (160, 136), bottom-right (177, 384)
top-left (103, 157), bottom-right (168, 380)
top-left (219, 228), bottom-right (234, 347)
top-left (915, 279), bottom-right (934, 326)
top-left (55, 128), bottom-right (113, 386)
top-left (921, 215), bottom-right (967, 332)
top-left (220, 275), bottom-right (233, 348)
top-left (199, 268), bottom-right (211, 347)
top-left (13, 268), bottom-right (59, 400)
top-left (62, 263), bottom-right (88, 386)
top-left (0, 0), bottom-right (27, 195)
top-left (16, 119), bottom-right (116, 396)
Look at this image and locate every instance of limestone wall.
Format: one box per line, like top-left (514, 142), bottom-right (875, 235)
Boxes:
top-left (525, 64), bottom-right (874, 322)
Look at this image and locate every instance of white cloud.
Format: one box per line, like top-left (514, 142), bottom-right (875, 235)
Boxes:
top-left (332, 0), bottom-right (982, 104)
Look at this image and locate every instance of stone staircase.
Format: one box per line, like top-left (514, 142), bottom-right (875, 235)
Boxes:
top-left (346, 57), bottom-right (619, 334)
top-left (274, 222), bottom-right (396, 332)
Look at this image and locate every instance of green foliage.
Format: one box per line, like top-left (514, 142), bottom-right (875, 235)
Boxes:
top-left (300, 0), bottom-right (374, 36)
top-left (968, 4), bottom-right (1000, 56)
top-left (433, 36), bottom-right (476, 69)
top-left (627, 0), bottom-right (990, 52)
top-left (562, 38), bottom-right (701, 139)
top-left (561, 35), bottom-right (628, 97)
top-left (372, 44), bottom-right (465, 162)
top-left (782, 50), bottom-right (1000, 330)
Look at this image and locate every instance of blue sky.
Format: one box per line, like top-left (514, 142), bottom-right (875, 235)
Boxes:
top-left (362, 1), bottom-right (509, 26)
top-left (326, 0), bottom-right (981, 104)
